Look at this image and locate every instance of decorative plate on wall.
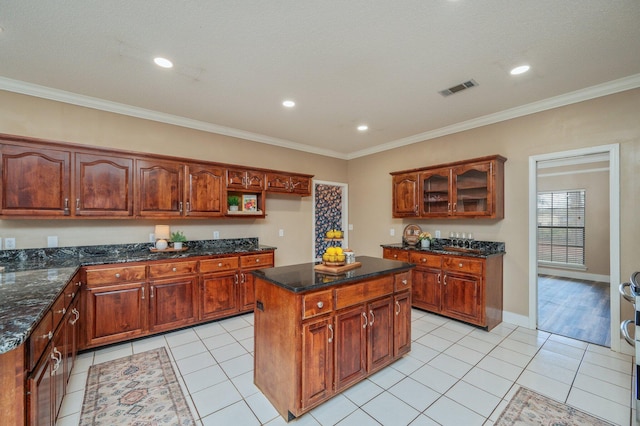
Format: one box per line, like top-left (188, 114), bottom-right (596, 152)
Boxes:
top-left (403, 224), bottom-right (422, 245)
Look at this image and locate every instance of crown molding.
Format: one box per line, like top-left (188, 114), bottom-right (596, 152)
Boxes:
top-left (2, 73), bottom-right (639, 161)
top-left (0, 76), bottom-right (348, 160)
top-left (347, 73), bottom-right (640, 159)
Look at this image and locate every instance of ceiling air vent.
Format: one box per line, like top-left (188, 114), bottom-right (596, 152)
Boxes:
top-left (438, 79), bottom-right (479, 97)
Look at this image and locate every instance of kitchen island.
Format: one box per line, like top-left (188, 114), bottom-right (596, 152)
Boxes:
top-left (252, 256), bottom-right (414, 421)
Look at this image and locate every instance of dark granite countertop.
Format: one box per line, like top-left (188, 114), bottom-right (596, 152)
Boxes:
top-left (381, 238), bottom-right (505, 258)
top-left (0, 238), bottom-right (276, 354)
top-left (251, 255), bottom-right (414, 293)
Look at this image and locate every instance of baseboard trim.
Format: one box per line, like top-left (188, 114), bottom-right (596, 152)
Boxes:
top-left (538, 267), bottom-right (610, 283)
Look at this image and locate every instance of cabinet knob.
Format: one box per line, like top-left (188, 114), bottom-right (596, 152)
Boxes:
top-left (393, 254), bottom-right (398, 258)
top-left (115, 273), bottom-right (121, 278)
top-left (41, 331), bottom-right (53, 340)
top-left (256, 258), bottom-right (260, 263)
top-left (317, 301), bottom-right (324, 309)
top-left (218, 262), bottom-right (223, 267)
top-left (401, 279), bottom-right (408, 286)
top-left (421, 258), bottom-right (426, 263)
top-left (172, 267), bottom-right (177, 272)
top-left (459, 263), bottom-right (463, 268)
top-left (55, 307), bottom-right (66, 315)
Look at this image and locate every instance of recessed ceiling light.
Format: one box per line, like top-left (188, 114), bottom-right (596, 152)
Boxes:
top-left (153, 57), bottom-right (173, 68)
top-left (510, 65), bottom-right (530, 75)
top-left (282, 100), bottom-right (295, 108)
top-left (357, 125), bottom-right (369, 131)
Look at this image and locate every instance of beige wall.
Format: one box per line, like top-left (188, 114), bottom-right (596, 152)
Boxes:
top-left (0, 90), bottom-right (348, 266)
top-left (1, 88), bottom-right (639, 324)
top-left (537, 161), bottom-right (610, 277)
top-left (349, 88), bottom-right (640, 321)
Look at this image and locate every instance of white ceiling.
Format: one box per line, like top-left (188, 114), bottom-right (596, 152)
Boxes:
top-left (1, 1), bottom-right (639, 159)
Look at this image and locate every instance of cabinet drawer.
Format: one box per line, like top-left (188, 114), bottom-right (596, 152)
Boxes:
top-left (200, 256), bottom-right (239, 273)
top-left (51, 294), bottom-right (67, 331)
top-left (335, 276), bottom-right (393, 310)
top-left (148, 260), bottom-right (198, 278)
top-left (63, 277), bottom-right (79, 308)
top-left (29, 311), bottom-right (53, 370)
top-left (394, 272), bottom-right (411, 292)
top-left (302, 290), bottom-right (334, 320)
top-left (442, 256), bottom-right (483, 275)
top-left (240, 252), bottom-right (274, 269)
top-left (409, 252), bottom-right (441, 269)
top-left (383, 248), bottom-right (409, 262)
top-left (85, 265), bottom-right (146, 285)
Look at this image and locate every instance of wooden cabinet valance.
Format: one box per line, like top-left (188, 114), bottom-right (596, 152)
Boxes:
top-left (0, 133), bottom-right (313, 219)
top-left (391, 155), bottom-right (506, 219)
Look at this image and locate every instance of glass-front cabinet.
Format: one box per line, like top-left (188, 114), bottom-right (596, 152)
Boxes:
top-left (393, 155), bottom-right (506, 219)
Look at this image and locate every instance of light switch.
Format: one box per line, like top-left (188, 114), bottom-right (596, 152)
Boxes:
top-left (279, 229), bottom-right (284, 237)
top-left (390, 228), bottom-right (395, 236)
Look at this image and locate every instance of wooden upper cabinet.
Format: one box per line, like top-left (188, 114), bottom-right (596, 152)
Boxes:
top-left (1, 144), bottom-right (71, 216)
top-left (392, 173), bottom-right (419, 217)
top-left (135, 159), bottom-right (184, 217)
top-left (185, 163), bottom-right (224, 217)
top-left (226, 168), bottom-right (265, 190)
top-left (392, 155), bottom-right (506, 219)
top-left (266, 172), bottom-right (312, 196)
top-left (75, 152), bottom-right (133, 217)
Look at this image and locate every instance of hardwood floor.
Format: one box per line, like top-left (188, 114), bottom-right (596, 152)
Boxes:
top-left (537, 274), bottom-right (611, 347)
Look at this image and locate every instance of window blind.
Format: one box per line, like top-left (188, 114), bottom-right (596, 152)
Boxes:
top-left (537, 190), bottom-right (585, 266)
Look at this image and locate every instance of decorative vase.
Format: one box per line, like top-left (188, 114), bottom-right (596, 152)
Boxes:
top-left (420, 239), bottom-right (430, 249)
top-left (155, 239), bottom-right (168, 250)
top-left (229, 205), bottom-right (239, 211)
top-left (173, 242), bottom-right (183, 250)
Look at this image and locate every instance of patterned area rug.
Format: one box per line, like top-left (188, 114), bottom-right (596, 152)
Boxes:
top-left (495, 387), bottom-right (615, 426)
top-left (80, 347), bottom-right (195, 425)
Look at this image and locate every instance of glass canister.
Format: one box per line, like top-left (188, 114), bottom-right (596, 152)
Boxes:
top-left (344, 249), bottom-right (355, 264)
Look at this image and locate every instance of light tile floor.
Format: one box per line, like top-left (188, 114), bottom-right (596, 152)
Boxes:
top-left (56, 309), bottom-right (635, 426)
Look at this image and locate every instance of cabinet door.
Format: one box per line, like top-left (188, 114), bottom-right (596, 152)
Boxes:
top-left (28, 348), bottom-right (53, 426)
top-left (420, 167), bottom-right (451, 217)
top-left (452, 161), bottom-right (492, 217)
top-left (238, 271), bottom-right (255, 312)
top-left (226, 168), bottom-right (264, 190)
top-left (301, 316), bottom-right (334, 410)
top-left (245, 170), bottom-right (265, 190)
top-left (51, 329), bottom-right (65, 421)
top-left (74, 153), bottom-right (133, 216)
top-left (334, 305), bottom-right (367, 391)
top-left (367, 297), bottom-right (394, 373)
top-left (394, 292), bottom-right (412, 357)
top-left (85, 282), bottom-right (147, 347)
top-left (149, 276), bottom-right (198, 333)
top-left (290, 175), bottom-right (311, 196)
top-left (412, 268), bottom-right (441, 312)
top-left (1, 145), bottom-right (71, 216)
top-left (392, 173), bottom-right (419, 217)
top-left (136, 159), bottom-right (184, 217)
top-left (186, 164), bottom-right (224, 217)
top-left (64, 298), bottom-right (80, 385)
top-left (382, 247), bottom-right (409, 262)
top-left (442, 273), bottom-right (483, 325)
top-left (265, 173), bottom-right (290, 193)
top-left (200, 271), bottom-right (238, 320)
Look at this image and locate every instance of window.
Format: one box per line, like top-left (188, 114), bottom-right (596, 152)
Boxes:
top-left (537, 190), bottom-right (585, 266)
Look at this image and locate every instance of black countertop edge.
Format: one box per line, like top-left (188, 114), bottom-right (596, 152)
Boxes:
top-left (0, 238), bottom-right (276, 354)
top-left (381, 238), bottom-right (506, 258)
top-left (251, 256), bottom-right (415, 293)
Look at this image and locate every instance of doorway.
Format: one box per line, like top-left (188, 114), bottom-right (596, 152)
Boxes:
top-left (528, 144), bottom-right (620, 351)
top-left (312, 180), bottom-right (348, 261)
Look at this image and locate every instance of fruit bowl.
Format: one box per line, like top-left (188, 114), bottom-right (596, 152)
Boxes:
top-left (323, 260), bottom-right (346, 267)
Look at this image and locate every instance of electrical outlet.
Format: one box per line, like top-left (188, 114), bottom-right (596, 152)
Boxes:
top-left (278, 229), bottom-right (284, 237)
top-left (213, 231), bottom-right (220, 240)
top-left (5, 238), bottom-right (16, 250)
top-left (348, 224), bottom-right (353, 231)
top-left (47, 236), bottom-right (58, 248)
top-left (390, 228), bottom-right (395, 236)
top-left (435, 230), bottom-right (441, 238)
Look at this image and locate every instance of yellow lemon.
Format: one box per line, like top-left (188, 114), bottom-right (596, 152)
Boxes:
top-left (336, 254), bottom-right (346, 262)
top-left (326, 230), bottom-right (336, 238)
top-left (334, 230), bottom-right (342, 238)
top-left (322, 253), bottom-right (330, 262)
top-left (334, 247), bottom-right (343, 255)
top-left (326, 247), bottom-right (337, 255)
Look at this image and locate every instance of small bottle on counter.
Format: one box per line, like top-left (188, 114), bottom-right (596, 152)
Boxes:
top-left (344, 248), bottom-right (355, 264)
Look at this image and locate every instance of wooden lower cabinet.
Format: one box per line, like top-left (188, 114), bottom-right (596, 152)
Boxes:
top-left (83, 252), bottom-right (274, 349)
top-left (383, 249), bottom-right (503, 330)
top-left (27, 278), bottom-right (81, 426)
top-left (254, 271), bottom-right (411, 420)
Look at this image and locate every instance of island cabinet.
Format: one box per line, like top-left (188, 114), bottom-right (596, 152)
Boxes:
top-left (406, 251), bottom-right (503, 330)
top-left (391, 155), bottom-right (506, 219)
top-left (254, 265), bottom-right (412, 421)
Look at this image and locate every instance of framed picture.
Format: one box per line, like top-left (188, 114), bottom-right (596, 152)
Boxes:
top-left (242, 194), bottom-right (258, 211)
